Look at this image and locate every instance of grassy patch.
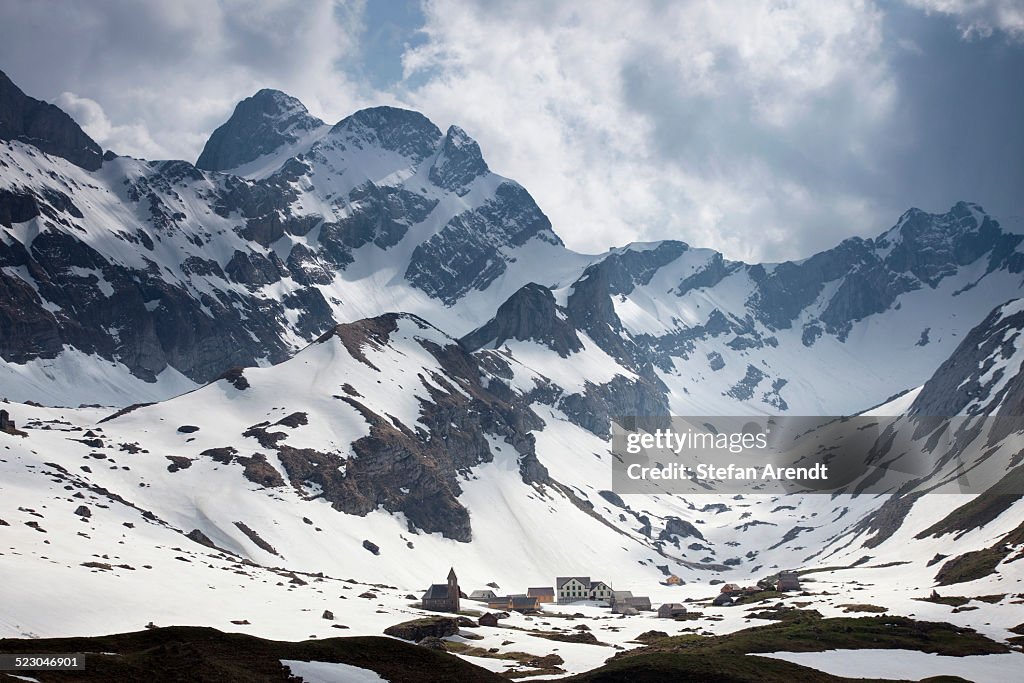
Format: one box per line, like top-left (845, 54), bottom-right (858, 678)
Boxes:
top-left (916, 594), bottom-right (971, 607)
top-left (915, 466), bottom-right (1024, 539)
top-left (0, 625), bottom-right (503, 682)
top-left (567, 614), bottom-right (1004, 682)
top-left (838, 604), bottom-right (888, 613)
top-left (729, 590), bottom-right (784, 606)
top-left (566, 651), bottom-right (895, 683)
top-left (531, 630), bottom-right (608, 646)
top-left (445, 642), bottom-right (565, 678)
top-left (934, 547), bottom-right (1007, 586)
top-left (747, 609), bottom-right (823, 622)
top-left (933, 518), bottom-right (1024, 586)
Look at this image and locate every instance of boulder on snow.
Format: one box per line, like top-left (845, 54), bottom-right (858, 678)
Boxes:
top-left (384, 616), bottom-right (459, 641)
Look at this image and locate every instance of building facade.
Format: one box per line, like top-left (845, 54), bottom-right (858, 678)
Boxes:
top-left (422, 567), bottom-right (460, 613)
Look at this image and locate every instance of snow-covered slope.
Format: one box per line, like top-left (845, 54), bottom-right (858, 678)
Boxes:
top-left (3, 70), bottom-right (1024, 677)
top-left (3, 299), bottom-right (1024, 663)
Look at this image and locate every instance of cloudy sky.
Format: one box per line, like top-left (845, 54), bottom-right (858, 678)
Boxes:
top-left (0, 0), bottom-right (1021, 261)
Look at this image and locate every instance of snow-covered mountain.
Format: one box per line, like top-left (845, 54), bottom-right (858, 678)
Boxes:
top-left (2, 295), bottom-right (1023, 675)
top-left (2, 71), bottom-right (1024, 677)
top-left (2, 70), bottom-right (1022, 417)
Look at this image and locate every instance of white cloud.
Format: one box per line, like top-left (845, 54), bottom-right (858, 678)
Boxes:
top-left (3, 0), bottom-right (1018, 261)
top-left (0, 0), bottom-right (377, 161)
top-left (398, 1), bottom-right (897, 260)
top-left (55, 92), bottom-right (165, 159)
top-left (904, 0), bottom-right (1024, 40)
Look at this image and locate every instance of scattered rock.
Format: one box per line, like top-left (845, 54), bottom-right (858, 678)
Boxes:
top-left (81, 561), bottom-right (112, 570)
top-left (177, 425), bottom-right (200, 434)
top-left (384, 616), bottom-right (459, 641)
top-left (165, 456), bottom-right (193, 473)
top-left (634, 630), bottom-right (669, 643)
top-left (417, 636), bottom-right (447, 651)
top-left (322, 610), bottom-right (334, 621)
top-left (219, 367), bottom-right (250, 390)
top-left (233, 521), bottom-right (279, 556)
top-left (186, 529), bottom-right (219, 550)
top-left (74, 505), bottom-right (91, 518)
top-left (275, 412), bottom-right (308, 428)
top-left (362, 539), bottom-right (380, 555)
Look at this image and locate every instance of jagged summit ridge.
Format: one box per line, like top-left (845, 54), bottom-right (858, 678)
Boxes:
top-left (196, 88), bottom-right (326, 172)
top-left (0, 69), bottom-right (103, 171)
top-left (429, 125), bottom-right (489, 195)
top-left (1, 68), bottom-right (1023, 419)
top-left (329, 105), bottom-right (443, 163)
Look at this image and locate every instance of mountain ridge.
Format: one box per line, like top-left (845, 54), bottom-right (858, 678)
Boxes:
top-left (1, 72), bottom-right (1022, 420)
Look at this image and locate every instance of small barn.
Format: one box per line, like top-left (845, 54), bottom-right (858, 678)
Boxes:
top-left (712, 593), bottom-right (734, 607)
top-left (777, 571), bottom-right (801, 592)
top-left (469, 589), bottom-right (497, 602)
top-left (478, 612), bottom-right (500, 627)
top-left (611, 594), bottom-right (650, 614)
top-left (664, 574), bottom-right (683, 586)
top-left (658, 603), bottom-right (688, 619)
top-left (626, 596), bottom-right (652, 611)
top-left (609, 590), bottom-right (633, 606)
top-left (527, 587), bottom-right (555, 603)
top-left (486, 596), bottom-right (511, 610)
top-left (510, 595), bottom-right (540, 613)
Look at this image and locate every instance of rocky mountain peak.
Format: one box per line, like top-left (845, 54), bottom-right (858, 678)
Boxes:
top-left (195, 88), bottom-right (324, 172)
top-left (330, 106), bottom-right (443, 163)
top-left (0, 69), bottom-right (103, 171)
top-left (460, 282), bottom-right (583, 357)
top-left (429, 125), bottom-right (489, 195)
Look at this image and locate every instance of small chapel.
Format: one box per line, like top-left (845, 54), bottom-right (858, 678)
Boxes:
top-left (421, 567), bottom-right (461, 613)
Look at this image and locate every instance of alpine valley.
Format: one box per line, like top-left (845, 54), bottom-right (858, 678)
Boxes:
top-left (2, 70), bottom-right (1024, 681)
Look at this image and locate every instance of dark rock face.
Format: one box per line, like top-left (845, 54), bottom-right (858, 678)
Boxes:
top-left (331, 106), bottom-right (443, 163)
top-left (677, 252), bottom-right (739, 296)
top-left (241, 315), bottom-right (548, 542)
top-left (745, 202), bottom-right (1022, 337)
top-left (460, 283), bottom-right (582, 357)
top-left (598, 241), bottom-right (689, 296)
top-left (429, 125), bottom-right (488, 195)
top-left (406, 182), bottom-right (561, 304)
top-left (911, 299), bottom-right (1024, 416)
top-left (725, 365), bottom-right (768, 401)
top-left (318, 183), bottom-right (438, 268)
top-left (0, 70), bottom-right (103, 170)
top-left (659, 516), bottom-right (705, 543)
top-left (195, 89), bottom-right (324, 172)
top-left (559, 375), bottom-right (670, 439)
